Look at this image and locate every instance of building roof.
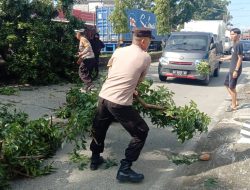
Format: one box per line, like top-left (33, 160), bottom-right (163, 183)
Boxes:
top-left (72, 9), bottom-right (95, 22)
top-left (57, 9), bottom-right (95, 23)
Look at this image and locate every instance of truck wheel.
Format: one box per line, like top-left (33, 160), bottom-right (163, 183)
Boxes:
top-left (201, 75), bottom-right (210, 85)
top-left (159, 75), bottom-right (167, 82)
top-left (213, 65), bottom-right (220, 77)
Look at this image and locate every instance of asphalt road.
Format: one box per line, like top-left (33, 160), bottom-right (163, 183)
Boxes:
top-left (8, 61), bottom-right (250, 190)
top-left (147, 61), bottom-right (250, 117)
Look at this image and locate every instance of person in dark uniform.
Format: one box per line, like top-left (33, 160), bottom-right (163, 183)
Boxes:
top-left (220, 28), bottom-right (243, 112)
top-left (90, 33), bottom-right (105, 78)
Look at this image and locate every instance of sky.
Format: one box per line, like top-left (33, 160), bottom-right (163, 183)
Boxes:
top-left (228, 0), bottom-right (250, 30)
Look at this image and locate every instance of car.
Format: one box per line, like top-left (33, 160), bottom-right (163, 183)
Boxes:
top-left (158, 32), bottom-right (222, 85)
top-left (240, 40), bottom-right (250, 61)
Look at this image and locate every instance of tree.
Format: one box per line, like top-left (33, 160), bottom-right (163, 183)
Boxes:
top-left (123, 0), bottom-right (154, 11)
top-left (172, 0), bottom-right (196, 30)
top-left (153, 0), bottom-right (197, 32)
top-left (193, 0), bottom-right (230, 20)
top-left (153, 0), bottom-right (229, 32)
top-left (109, 0), bottom-right (129, 46)
top-left (154, 0), bottom-right (171, 35)
top-left (0, 0), bottom-right (84, 84)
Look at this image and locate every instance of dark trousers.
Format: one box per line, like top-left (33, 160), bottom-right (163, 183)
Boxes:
top-left (94, 54), bottom-right (100, 77)
top-left (78, 58), bottom-right (96, 86)
top-left (90, 98), bottom-right (149, 162)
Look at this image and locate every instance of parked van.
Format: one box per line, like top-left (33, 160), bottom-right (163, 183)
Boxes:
top-left (158, 32), bottom-right (222, 85)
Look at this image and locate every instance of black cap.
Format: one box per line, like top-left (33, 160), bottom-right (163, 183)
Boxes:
top-left (132, 28), bottom-right (155, 39)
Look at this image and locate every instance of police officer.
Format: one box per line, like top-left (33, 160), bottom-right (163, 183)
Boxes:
top-left (89, 28), bottom-right (154, 183)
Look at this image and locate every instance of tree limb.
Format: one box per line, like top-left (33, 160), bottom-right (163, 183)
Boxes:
top-left (16, 155), bottom-right (45, 159)
top-left (135, 96), bottom-right (165, 110)
top-left (12, 169), bottom-right (33, 178)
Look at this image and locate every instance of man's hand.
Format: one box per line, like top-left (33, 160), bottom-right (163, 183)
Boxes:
top-left (220, 55), bottom-right (231, 62)
top-left (77, 57), bottom-right (83, 65)
top-left (78, 52), bottom-right (83, 57)
top-left (220, 57), bottom-right (227, 61)
top-left (232, 70), bottom-right (238, 78)
top-left (133, 90), bottom-right (139, 96)
top-left (219, 57), bottom-right (225, 61)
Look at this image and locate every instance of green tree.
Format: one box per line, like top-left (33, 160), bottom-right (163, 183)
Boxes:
top-left (153, 0), bottom-right (198, 32)
top-left (0, 0), bottom-right (83, 84)
top-left (154, 0), bottom-right (171, 35)
top-left (123, 0), bottom-right (154, 11)
top-left (154, 0), bottom-right (229, 32)
top-left (172, 0), bottom-right (196, 30)
top-left (193, 0), bottom-right (230, 20)
top-left (109, 0), bottom-right (129, 46)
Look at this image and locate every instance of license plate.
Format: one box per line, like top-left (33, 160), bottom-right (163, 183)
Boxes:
top-left (173, 70), bottom-right (187, 75)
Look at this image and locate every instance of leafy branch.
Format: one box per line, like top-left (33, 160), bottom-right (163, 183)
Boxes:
top-left (57, 79), bottom-right (210, 158)
top-left (0, 106), bottom-right (63, 189)
top-left (196, 60), bottom-right (210, 76)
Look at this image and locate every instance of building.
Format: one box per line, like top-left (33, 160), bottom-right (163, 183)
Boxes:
top-left (74, 0), bottom-right (114, 12)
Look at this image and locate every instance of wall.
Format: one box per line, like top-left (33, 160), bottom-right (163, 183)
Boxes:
top-left (99, 51), bottom-right (162, 66)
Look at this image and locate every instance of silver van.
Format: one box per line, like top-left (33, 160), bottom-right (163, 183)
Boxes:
top-left (158, 32), bottom-right (222, 85)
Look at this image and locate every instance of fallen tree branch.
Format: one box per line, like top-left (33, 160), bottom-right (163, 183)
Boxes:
top-left (0, 155), bottom-right (45, 161)
top-left (12, 169), bottom-right (34, 178)
top-left (16, 155), bottom-right (45, 159)
top-left (135, 96), bottom-right (165, 110)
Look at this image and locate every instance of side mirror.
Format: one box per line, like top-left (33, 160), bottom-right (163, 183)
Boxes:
top-left (210, 43), bottom-right (216, 50)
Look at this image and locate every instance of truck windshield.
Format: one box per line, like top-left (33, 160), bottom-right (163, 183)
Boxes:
top-left (165, 35), bottom-right (208, 51)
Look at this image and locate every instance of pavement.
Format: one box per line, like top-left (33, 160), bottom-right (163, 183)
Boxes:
top-left (163, 66), bottom-right (250, 190)
top-left (1, 63), bottom-right (250, 190)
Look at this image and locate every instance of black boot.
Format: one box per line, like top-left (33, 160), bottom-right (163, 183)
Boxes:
top-left (90, 153), bottom-right (104, 170)
top-left (116, 159), bottom-right (144, 183)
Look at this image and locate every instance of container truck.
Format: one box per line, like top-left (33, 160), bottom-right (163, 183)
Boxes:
top-left (224, 29), bottom-right (232, 54)
top-left (96, 6), bottom-right (163, 52)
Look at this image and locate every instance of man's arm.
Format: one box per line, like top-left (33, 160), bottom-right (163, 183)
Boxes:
top-left (137, 57), bottom-right (151, 85)
top-left (235, 54), bottom-right (243, 71)
top-left (220, 55), bottom-right (232, 61)
top-left (232, 54), bottom-right (243, 78)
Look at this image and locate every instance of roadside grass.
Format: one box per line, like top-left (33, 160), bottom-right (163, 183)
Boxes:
top-left (168, 153), bottom-right (199, 165)
top-left (0, 86), bottom-right (19, 95)
top-left (204, 177), bottom-right (219, 188)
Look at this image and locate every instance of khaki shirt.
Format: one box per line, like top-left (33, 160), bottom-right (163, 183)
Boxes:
top-left (99, 44), bottom-right (151, 105)
top-left (79, 36), bottom-right (94, 59)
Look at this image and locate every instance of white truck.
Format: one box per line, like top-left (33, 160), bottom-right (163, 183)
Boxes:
top-left (182, 20), bottom-right (226, 54)
top-left (224, 29), bottom-right (232, 54)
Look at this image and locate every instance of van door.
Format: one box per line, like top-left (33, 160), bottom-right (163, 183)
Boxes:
top-left (209, 42), bottom-right (220, 76)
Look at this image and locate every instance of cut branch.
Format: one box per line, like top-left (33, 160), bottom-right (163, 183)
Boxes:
top-left (16, 155), bottom-right (45, 159)
top-left (135, 96), bottom-right (165, 110)
top-left (0, 155), bottom-right (46, 161)
top-left (12, 169), bottom-right (34, 178)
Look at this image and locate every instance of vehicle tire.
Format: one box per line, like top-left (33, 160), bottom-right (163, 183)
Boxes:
top-left (213, 65), bottom-right (220, 77)
top-left (201, 74), bottom-right (210, 85)
top-left (159, 74), bottom-right (167, 82)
